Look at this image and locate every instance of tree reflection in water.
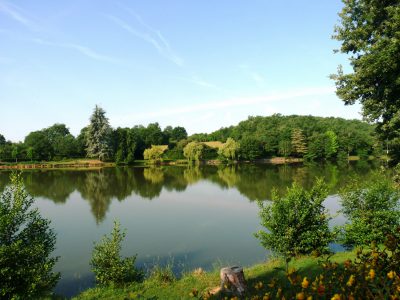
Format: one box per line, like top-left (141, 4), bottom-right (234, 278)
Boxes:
top-left (0, 161), bottom-right (381, 223)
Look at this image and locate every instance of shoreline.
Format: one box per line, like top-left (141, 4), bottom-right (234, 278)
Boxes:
top-left (0, 156), bottom-right (367, 170)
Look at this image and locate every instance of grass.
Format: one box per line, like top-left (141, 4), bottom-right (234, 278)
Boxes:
top-left (0, 159), bottom-right (115, 169)
top-left (202, 141), bottom-right (224, 149)
top-left (73, 251), bottom-right (355, 300)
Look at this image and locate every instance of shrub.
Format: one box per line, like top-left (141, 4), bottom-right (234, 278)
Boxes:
top-left (255, 179), bottom-right (333, 270)
top-left (339, 175), bottom-right (400, 248)
top-left (0, 172), bottom-right (59, 299)
top-left (246, 230), bottom-right (400, 300)
top-left (90, 220), bottom-right (143, 286)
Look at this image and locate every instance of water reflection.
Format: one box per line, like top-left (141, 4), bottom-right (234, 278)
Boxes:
top-left (0, 161), bottom-right (380, 223)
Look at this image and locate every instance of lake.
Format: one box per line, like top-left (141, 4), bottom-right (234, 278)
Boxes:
top-left (0, 161), bottom-right (381, 297)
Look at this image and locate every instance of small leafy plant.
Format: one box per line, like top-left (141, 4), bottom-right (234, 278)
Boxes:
top-left (90, 220), bottom-right (143, 286)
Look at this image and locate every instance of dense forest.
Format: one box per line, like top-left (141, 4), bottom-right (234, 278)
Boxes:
top-left (0, 108), bottom-right (379, 163)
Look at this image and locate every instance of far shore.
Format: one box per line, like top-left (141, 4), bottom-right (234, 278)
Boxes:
top-left (0, 155), bottom-right (368, 170)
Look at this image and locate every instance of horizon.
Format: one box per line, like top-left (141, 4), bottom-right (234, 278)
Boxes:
top-left (0, 0), bottom-right (362, 142)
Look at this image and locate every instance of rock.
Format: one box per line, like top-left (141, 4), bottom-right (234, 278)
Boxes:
top-left (220, 266), bottom-right (246, 295)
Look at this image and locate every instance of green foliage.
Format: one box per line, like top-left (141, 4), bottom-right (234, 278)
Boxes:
top-left (86, 105), bottom-right (112, 161)
top-left (170, 126), bottom-right (188, 142)
top-left (291, 128), bottom-right (307, 157)
top-left (0, 172), bottom-right (59, 299)
top-left (332, 0), bottom-right (400, 164)
top-left (143, 145), bottom-right (166, 163)
top-left (339, 175), bottom-right (400, 248)
top-left (183, 141), bottom-right (204, 162)
top-left (278, 140), bottom-right (292, 157)
top-left (218, 137), bottom-right (240, 161)
top-left (255, 179), bottom-right (332, 264)
top-left (324, 130), bottom-right (339, 159)
top-left (90, 220), bottom-right (143, 286)
top-left (239, 136), bottom-right (262, 160)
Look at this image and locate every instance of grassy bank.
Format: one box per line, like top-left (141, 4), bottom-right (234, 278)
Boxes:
top-left (74, 251), bottom-right (355, 300)
top-left (0, 159), bottom-right (115, 169)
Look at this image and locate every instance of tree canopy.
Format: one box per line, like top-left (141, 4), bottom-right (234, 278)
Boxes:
top-left (332, 0), bottom-right (400, 163)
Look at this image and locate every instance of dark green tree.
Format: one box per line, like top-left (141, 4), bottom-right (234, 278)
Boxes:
top-left (332, 0), bottom-right (400, 163)
top-left (86, 105), bottom-right (112, 161)
top-left (171, 126), bottom-right (188, 142)
top-left (0, 173), bottom-right (59, 299)
top-left (24, 131), bottom-right (52, 161)
top-left (239, 137), bottom-right (262, 160)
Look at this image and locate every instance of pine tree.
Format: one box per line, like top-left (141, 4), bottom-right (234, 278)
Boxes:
top-left (291, 128), bottom-right (307, 157)
top-left (86, 105), bottom-right (112, 161)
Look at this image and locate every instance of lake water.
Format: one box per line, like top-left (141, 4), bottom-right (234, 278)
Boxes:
top-left (0, 161), bottom-right (380, 297)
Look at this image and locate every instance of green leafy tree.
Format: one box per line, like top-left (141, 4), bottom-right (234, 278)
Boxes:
top-left (239, 137), bottom-right (262, 160)
top-left (218, 137), bottom-right (240, 161)
top-left (278, 140), bottom-right (292, 157)
top-left (90, 220), bottom-right (142, 286)
top-left (255, 179), bottom-right (332, 270)
top-left (26, 147), bottom-right (34, 162)
top-left (143, 145), bottom-right (167, 163)
top-left (332, 0), bottom-right (400, 164)
top-left (24, 131), bottom-right (52, 161)
top-left (0, 173), bottom-right (59, 299)
top-left (339, 175), bottom-right (400, 248)
top-left (325, 130), bottom-right (339, 159)
top-left (86, 105), bottom-right (112, 161)
top-left (11, 145), bottom-right (18, 163)
top-left (171, 126), bottom-right (188, 142)
top-left (291, 128), bottom-right (307, 157)
top-left (183, 141), bottom-right (204, 162)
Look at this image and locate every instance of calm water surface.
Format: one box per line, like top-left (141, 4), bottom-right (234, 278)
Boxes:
top-left (0, 161), bottom-right (380, 297)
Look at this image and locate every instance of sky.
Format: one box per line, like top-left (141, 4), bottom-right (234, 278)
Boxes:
top-left (0, 0), bottom-right (361, 142)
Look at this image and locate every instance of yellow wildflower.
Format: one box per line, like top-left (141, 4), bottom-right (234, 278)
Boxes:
top-left (302, 277), bottom-right (309, 289)
top-left (296, 292), bottom-right (305, 300)
top-left (346, 275), bottom-right (355, 287)
top-left (388, 271), bottom-right (397, 279)
top-left (307, 296), bottom-right (313, 300)
top-left (263, 293), bottom-right (271, 300)
top-left (369, 269), bottom-right (375, 280)
top-left (331, 294), bottom-right (341, 300)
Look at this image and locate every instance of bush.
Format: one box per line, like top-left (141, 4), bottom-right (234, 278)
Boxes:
top-left (247, 230), bottom-right (400, 300)
top-left (339, 175), bottom-right (400, 248)
top-left (0, 172), bottom-right (59, 299)
top-left (90, 220), bottom-right (143, 286)
top-left (255, 179), bottom-right (333, 269)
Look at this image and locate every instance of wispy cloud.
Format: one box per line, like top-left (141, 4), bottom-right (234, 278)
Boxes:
top-left (178, 75), bottom-right (220, 89)
top-left (31, 38), bottom-right (119, 63)
top-left (239, 64), bottom-right (266, 86)
top-left (105, 11), bottom-right (183, 67)
top-left (251, 72), bottom-right (265, 85)
top-left (116, 86), bottom-right (335, 122)
top-left (0, 1), bottom-right (38, 31)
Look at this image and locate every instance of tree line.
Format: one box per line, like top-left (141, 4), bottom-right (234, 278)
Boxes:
top-left (0, 106), bottom-right (379, 163)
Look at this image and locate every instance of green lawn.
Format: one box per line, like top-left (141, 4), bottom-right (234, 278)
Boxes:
top-left (73, 251), bottom-right (355, 300)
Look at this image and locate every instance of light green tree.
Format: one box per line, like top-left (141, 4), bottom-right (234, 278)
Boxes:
top-left (143, 145), bottom-right (167, 163)
top-left (278, 140), bottom-right (292, 157)
top-left (325, 130), bottom-right (338, 159)
top-left (218, 138), bottom-right (240, 161)
top-left (291, 128), bottom-right (307, 157)
top-left (183, 141), bottom-right (204, 162)
top-left (86, 105), bottom-right (112, 161)
top-left (11, 145), bottom-right (18, 163)
top-left (27, 147), bottom-right (34, 162)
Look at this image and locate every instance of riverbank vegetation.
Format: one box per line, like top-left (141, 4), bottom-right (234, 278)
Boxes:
top-left (0, 109), bottom-right (380, 166)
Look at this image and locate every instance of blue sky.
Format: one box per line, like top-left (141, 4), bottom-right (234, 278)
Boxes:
top-left (0, 0), bottom-right (361, 142)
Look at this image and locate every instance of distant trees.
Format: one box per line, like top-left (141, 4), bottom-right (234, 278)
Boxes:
top-left (0, 113), bottom-right (377, 163)
top-left (86, 105), bottom-right (112, 161)
top-left (143, 145), bottom-right (166, 163)
top-left (291, 128), bottom-right (307, 157)
top-left (218, 138), bottom-right (240, 161)
top-left (183, 141), bottom-right (204, 162)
